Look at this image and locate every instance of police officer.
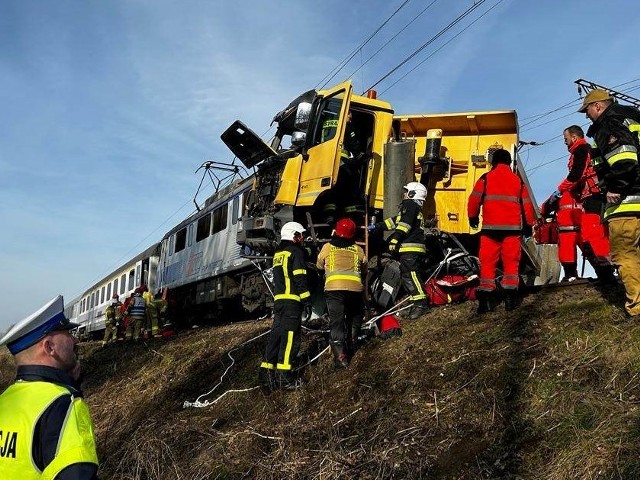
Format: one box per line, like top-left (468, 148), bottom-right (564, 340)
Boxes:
top-left (0, 295), bottom-right (99, 479)
top-left (369, 181), bottom-right (431, 320)
top-left (259, 221), bottom-right (312, 390)
top-left (316, 217), bottom-right (366, 368)
top-left (582, 89), bottom-right (640, 317)
top-left (102, 293), bottom-right (122, 346)
top-left (125, 290), bottom-right (146, 341)
top-left (468, 149), bottom-right (536, 313)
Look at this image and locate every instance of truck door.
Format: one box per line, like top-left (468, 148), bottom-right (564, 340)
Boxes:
top-left (296, 80), bottom-right (353, 207)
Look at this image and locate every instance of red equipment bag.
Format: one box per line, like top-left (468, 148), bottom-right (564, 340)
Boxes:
top-left (376, 314), bottom-right (402, 339)
top-left (534, 218), bottom-right (559, 244)
top-left (424, 274), bottom-right (478, 306)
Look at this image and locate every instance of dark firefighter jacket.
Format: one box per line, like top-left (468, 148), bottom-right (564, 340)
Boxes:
top-left (587, 103), bottom-right (640, 220)
top-left (377, 199), bottom-right (426, 253)
top-left (273, 243), bottom-right (311, 304)
top-left (468, 163), bottom-right (536, 232)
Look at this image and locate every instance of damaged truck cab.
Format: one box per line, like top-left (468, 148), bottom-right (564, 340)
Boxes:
top-left (221, 79), bottom-right (540, 280)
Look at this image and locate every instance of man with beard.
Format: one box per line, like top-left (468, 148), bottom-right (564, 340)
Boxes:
top-left (0, 295), bottom-right (99, 479)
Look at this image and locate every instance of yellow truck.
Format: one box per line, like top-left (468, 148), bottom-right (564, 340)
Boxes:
top-left (221, 79), bottom-right (543, 281)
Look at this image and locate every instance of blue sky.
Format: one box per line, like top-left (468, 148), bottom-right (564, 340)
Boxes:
top-left (1, 0), bottom-right (638, 331)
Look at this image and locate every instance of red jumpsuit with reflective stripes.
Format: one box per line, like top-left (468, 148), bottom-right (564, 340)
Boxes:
top-left (556, 138), bottom-right (611, 268)
top-left (468, 163), bottom-right (536, 292)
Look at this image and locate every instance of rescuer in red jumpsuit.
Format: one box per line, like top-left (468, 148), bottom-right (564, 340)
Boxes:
top-left (468, 149), bottom-right (536, 313)
top-left (550, 125), bottom-right (615, 283)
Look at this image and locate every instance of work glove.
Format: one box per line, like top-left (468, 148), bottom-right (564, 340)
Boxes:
top-left (388, 239), bottom-right (398, 253)
top-left (367, 224), bottom-right (377, 233)
top-left (302, 304), bottom-right (312, 323)
top-left (551, 190), bottom-right (562, 200)
top-left (522, 224), bottom-right (533, 238)
top-left (469, 217), bottom-right (479, 229)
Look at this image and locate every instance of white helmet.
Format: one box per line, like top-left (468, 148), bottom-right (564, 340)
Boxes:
top-left (403, 182), bottom-right (427, 201)
top-left (280, 221), bottom-right (306, 241)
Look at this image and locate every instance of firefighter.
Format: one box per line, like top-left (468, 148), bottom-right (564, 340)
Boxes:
top-left (102, 293), bottom-right (122, 346)
top-left (582, 89), bottom-right (640, 318)
top-left (0, 296), bottom-right (99, 479)
top-left (554, 124), bottom-right (615, 282)
top-left (147, 292), bottom-right (167, 338)
top-left (259, 221), bottom-right (312, 390)
top-left (369, 181), bottom-right (431, 320)
top-left (320, 111), bottom-right (367, 224)
top-left (125, 290), bottom-right (146, 341)
top-left (316, 217), bottom-right (366, 368)
top-left (467, 149), bottom-right (536, 313)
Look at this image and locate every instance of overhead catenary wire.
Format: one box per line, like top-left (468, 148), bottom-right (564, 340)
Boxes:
top-left (343, 0), bottom-right (440, 82)
top-left (378, 0), bottom-right (507, 96)
top-left (317, 0), bottom-right (413, 90)
top-left (364, 0), bottom-right (489, 93)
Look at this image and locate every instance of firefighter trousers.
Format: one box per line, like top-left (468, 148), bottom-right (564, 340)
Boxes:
top-left (261, 301), bottom-right (302, 372)
top-left (478, 233), bottom-right (522, 292)
top-left (398, 252), bottom-right (428, 302)
top-left (103, 321), bottom-right (117, 344)
top-left (325, 291), bottom-right (364, 346)
top-left (607, 217), bottom-right (640, 316)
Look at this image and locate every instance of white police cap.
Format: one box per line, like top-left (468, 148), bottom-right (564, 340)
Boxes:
top-left (0, 295), bottom-right (79, 355)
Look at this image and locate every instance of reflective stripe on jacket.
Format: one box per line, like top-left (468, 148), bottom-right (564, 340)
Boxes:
top-left (380, 199), bottom-right (427, 254)
top-left (273, 244), bottom-right (311, 303)
top-left (128, 296), bottom-right (146, 318)
top-left (557, 138), bottom-right (600, 201)
top-left (468, 163), bottom-right (536, 231)
top-left (316, 242), bottom-right (366, 292)
top-left (587, 103), bottom-right (640, 220)
top-left (0, 380), bottom-right (98, 479)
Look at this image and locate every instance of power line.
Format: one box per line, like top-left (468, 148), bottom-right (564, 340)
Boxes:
top-left (379, 0), bottom-right (506, 96)
top-left (343, 0), bottom-right (440, 82)
top-left (364, 0), bottom-right (489, 93)
top-left (316, 0), bottom-right (413, 90)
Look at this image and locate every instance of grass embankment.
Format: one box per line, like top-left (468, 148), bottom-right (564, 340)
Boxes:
top-left (2, 282), bottom-right (640, 479)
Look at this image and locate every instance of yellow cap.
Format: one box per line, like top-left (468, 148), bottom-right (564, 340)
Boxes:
top-left (578, 89), bottom-right (613, 112)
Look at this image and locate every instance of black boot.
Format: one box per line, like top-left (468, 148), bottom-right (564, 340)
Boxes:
top-left (275, 370), bottom-right (302, 390)
top-left (330, 341), bottom-right (349, 368)
top-left (594, 265), bottom-right (617, 285)
top-left (504, 290), bottom-right (521, 312)
top-left (476, 290), bottom-right (499, 314)
top-left (561, 262), bottom-right (578, 282)
top-left (409, 300), bottom-right (430, 320)
top-left (258, 368), bottom-right (276, 391)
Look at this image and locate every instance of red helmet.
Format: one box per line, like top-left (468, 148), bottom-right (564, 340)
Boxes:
top-left (335, 218), bottom-right (356, 239)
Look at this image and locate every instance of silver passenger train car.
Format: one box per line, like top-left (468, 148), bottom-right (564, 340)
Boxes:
top-left (156, 175), bottom-right (272, 324)
top-left (68, 243), bottom-right (160, 338)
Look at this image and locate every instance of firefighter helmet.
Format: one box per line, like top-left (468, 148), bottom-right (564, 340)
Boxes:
top-left (280, 222), bottom-right (306, 241)
top-left (335, 218), bottom-right (356, 239)
top-left (403, 182), bottom-right (427, 201)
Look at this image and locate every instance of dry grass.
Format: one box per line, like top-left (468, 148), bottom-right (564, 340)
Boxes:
top-left (2, 283), bottom-right (640, 479)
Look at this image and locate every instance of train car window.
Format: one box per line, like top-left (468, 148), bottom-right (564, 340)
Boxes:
top-left (113, 278), bottom-right (119, 296)
top-left (135, 264), bottom-right (141, 287)
top-left (106, 283), bottom-right (111, 300)
top-left (120, 274), bottom-right (126, 294)
top-left (212, 205), bottom-right (228, 234)
top-left (168, 235), bottom-right (174, 256)
top-left (196, 213), bottom-right (211, 242)
top-left (188, 223), bottom-right (194, 247)
top-left (100, 287), bottom-right (105, 304)
top-left (128, 269), bottom-right (135, 291)
top-left (90, 292), bottom-right (95, 309)
top-left (232, 196), bottom-right (239, 225)
top-left (175, 228), bottom-right (187, 253)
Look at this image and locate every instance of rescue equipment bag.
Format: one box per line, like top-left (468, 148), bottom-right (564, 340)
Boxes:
top-left (424, 274), bottom-right (478, 306)
top-left (534, 218), bottom-right (559, 245)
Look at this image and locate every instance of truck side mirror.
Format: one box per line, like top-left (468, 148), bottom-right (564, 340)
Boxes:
top-left (291, 131), bottom-right (307, 147)
top-left (294, 102), bottom-right (312, 131)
